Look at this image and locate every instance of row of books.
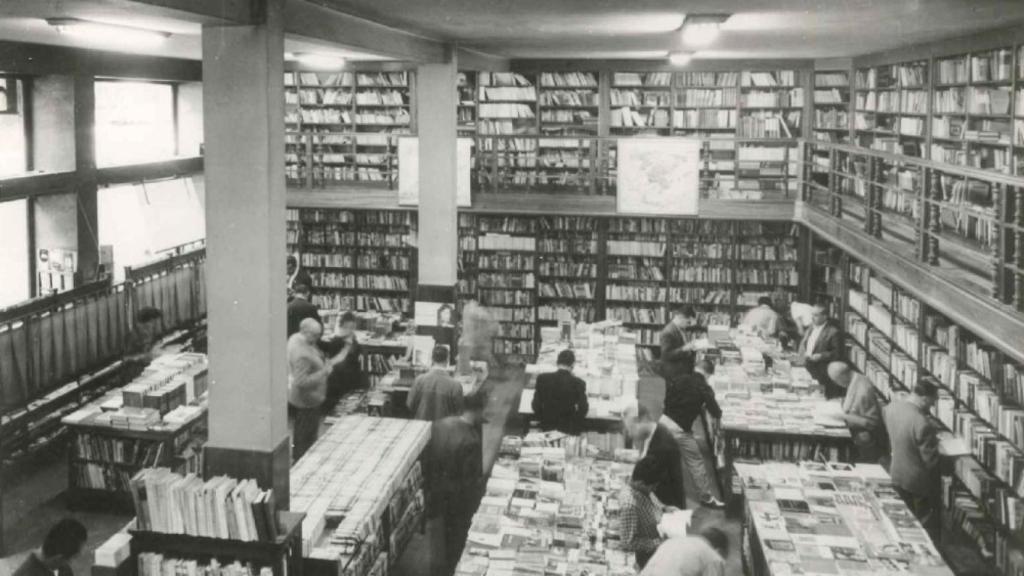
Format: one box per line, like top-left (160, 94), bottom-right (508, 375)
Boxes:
top-left (538, 89), bottom-right (599, 107)
top-left (538, 72), bottom-right (598, 88)
top-left (479, 103), bottom-right (536, 119)
top-left (137, 554), bottom-right (272, 576)
top-left (310, 294), bottom-right (409, 314)
top-left (130, 469), bottom-right (280, 542)
top-left (538, 282), bottom-right (595, 299)
top-left (742, 88), bottom-right (804, 108)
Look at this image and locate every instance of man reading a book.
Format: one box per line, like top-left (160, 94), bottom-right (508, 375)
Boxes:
top-left (659, 306), bottom-right (700, 380)
top-left (288, 318), bottom-right (351, 461)
top-left (796, 303), bottom-right (844, 398)
top-left (13, 518), bottom-right (87, 576)
top-left (883, 379), bottom-right (940, 540)
top-left (532, 349), bottom-right (589, 435)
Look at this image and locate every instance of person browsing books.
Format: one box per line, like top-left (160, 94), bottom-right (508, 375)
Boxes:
top-left (623, 401), bottom-right (686, 509)
top-left (531, 349), bottom-right (589, 435)
top-left (659, 306), bottom-right (700, 380)
top-left (661, 358), bottom-right (724, 509)
top-left (740, 296), bottom-right (780, 338)
top-left (321, 311), bottom-right (365, 416)
top-left (640, 525), bottom-right (729, 576)
top-left (620, 456), bottom-right (672, 570)
top-left (797, 303), bottom-right (844, 399)
top-left (287, 283), bottom-right (321, 337)
top-left (407, 345), bottom-right (463, 421)
top-left (12, 518), bottom-right (87, 576)
top-left (828, 361), bottom-right (886, 464)
top-left (427, 392), bottom-right (487, 575)
top-left (883, 379), bottom-right (941, 539)
top-left (288, 318), bottom-right (350, 461)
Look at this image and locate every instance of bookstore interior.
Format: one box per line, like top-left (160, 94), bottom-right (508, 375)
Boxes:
top-left (4, 1), bottom-right (1024, 576)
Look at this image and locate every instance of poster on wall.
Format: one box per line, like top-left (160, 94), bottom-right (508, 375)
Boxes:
top-left (414, 301), bottom-right (457, 328)
top-left (398, 137), bottom-right (472, 207)
top-left (616, 138), bottom-right (700, 216)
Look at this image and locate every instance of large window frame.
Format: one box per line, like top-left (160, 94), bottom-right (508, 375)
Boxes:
top-left (94, 78), bottom-right (180, 168)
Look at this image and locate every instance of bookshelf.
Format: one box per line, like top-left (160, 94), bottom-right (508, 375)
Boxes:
top-left (672, 71), bottom-right (739, 137)
top-left (667, 219), bottom-right (734, 330)
top-left (854, 60), bottom-right (929, 158)
top-left (813, 70), bottom-right (851, 144)
top-left (457, 71), bottom-right (477, 137)
top-left (739, 69), bottom-right (804, 139)
top-left (477, 72), bottom-right (538, 135)
top-left (535, 216), bottom-right (600, 335)
top-left (290, 208), bottom-right (417, 316)
top-left (608, 72), bottom-right (673, 135)
top-left (603, 217), bottom-right (669, 337)
top-left (813, 232), bottom-right (1024, 576)
top-left (537, 72), bottom-right (599, 135)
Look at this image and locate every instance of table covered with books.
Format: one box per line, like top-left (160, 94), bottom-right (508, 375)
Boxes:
top-left (734, 461), bottom-right (953, 576)
top-left (456, 433), bottom-right (691, 576)
top-left (289, 416), bottom-right (430, 576)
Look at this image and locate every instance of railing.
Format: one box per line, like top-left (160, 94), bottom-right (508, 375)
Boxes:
top-left (800, 140), bottom-right (1024, 313)
top-left (285, 132), bottom-right (803, 200)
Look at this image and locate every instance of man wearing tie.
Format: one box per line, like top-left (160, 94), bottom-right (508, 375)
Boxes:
top-left (798, 303), bottom-right (844, 399)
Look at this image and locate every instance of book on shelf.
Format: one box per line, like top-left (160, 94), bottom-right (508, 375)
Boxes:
top-left (137, 554), bottom-right (273, 576)
top-left (612, 72), bottom-right (671, 87)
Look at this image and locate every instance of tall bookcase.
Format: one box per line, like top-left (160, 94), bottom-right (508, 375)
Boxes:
top-left (609, 72), bottom-right (673, 135)
top-left (537, 72), bottom-right (600, 135)
top-left (814, 70), bottom-right (851, 143)
top-left (739, 69), bottom-right (804, 139)
top-left (854, 60), bottom-right (929, 158)
top-left (536, 216), bottom-right (600, 331)
top-left (290, 208), bottom-right (417, 316)
top-left (604, 217), bottom-right (669, 346)
top-left (816, 232), bottom-right (1024, 576)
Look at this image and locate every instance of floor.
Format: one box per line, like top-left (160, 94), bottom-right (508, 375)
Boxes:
top-left (0, 365), bottom-right (743, 576)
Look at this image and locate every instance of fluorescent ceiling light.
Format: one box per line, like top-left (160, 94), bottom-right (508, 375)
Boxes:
top-left (47, 18), bottom-right (170, 47)
top-left (668, 52), bottom-right (694, 66)
top-left (291, 52), bottom-right (346, 70)
top-left (680, 14), bottom-right (730, 48)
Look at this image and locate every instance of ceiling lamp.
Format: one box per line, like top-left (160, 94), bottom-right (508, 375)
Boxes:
top-left (668, 52), bottom-right (694, 66)
top-left (680, 14), bottom-right (730, 48)
top-left (289, 52), bottom-right (347, 70)
top-left (47, 18), bottom-right (171, 47)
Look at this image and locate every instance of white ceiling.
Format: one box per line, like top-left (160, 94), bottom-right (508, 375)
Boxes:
top-left (0, 0), bottom-right (1022, 61)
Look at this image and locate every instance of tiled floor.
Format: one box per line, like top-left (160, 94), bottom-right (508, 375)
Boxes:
top-left (1, 365), bottom-right (743, 576)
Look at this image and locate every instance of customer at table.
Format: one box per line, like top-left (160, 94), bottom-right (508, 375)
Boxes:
top-left (659, 306), bottom-right (700, 379)
top-left (640, 525), bottom-right (729, 576)
top-left (623, 401), bottom-right (686, 509)
top-left (531, 349), bottom-right (589, 434)
top-left (741, 296), bottom-right (781, 338)
top-left (322, 311), bottom-right (365, 415)
top-left (797, 302), bottom-right (844, 398)
top-left (883, 379), bottom-right (941, 539)
top-left (620, 456), bottom-right (671, 570)
top-left (407, 345), bottom-right (463, 421)
top-left (828, 361), bottom-right (886, 464)
top-left (661, 358), bottom-right (724, 509)
top-left (288, 318), bottom-right (350, 461)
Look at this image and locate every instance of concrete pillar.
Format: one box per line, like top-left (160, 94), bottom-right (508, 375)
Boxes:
top-left (73, 73), bottom-right (99, 284)
top-left (200, 0), bottom-right (290, 506)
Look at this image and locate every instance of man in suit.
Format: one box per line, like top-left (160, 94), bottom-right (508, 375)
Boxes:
top-left (659, 306), bottom-right (699, 381)
top-left (883, 379), bottom-right (940, 540)
top-left (798, 303), bottom-right (844, 398)
top-left (13, 518), bottom-right (87, 576)
top-left (287, 283), bottom-right (321, 337)
top-left (623, 401), bottom-right (686, 509)
top-left (407, 346), bottom-right (464, 421)
top-left (531, 349), bottom-right (589, 434)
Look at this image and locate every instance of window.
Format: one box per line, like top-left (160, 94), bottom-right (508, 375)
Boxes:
top-left (0, 77), bottom-right (28, 177)
top-left (95, 80), bottom-right (175, 167)
top-left (0, 199), bottom-right (29, 307)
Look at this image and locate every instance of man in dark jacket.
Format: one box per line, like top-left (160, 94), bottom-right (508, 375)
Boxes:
top-left (287, 255), bottom-right (313, 299)
top-left (623, 401), bottom-right (686, 509)
top-left (531, 349), bottom-right (589, 434)
top-left (659, 306), bottom-right (699, 380)
top-left (287, 283), bottom-right (321, 337)
top-left (13, 518), bottom-right (87, 576)
top-left (429, 392), bottom-right (486, 574)
top-left (321, 311), bottom-right (366, 415)
top-left (662, 357), bottom-right (724, 508)
top-left (798, 303), bottom-right (845, 398)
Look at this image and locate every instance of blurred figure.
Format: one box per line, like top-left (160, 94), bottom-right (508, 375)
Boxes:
top-left (623, 401), bottom-right (686, 509)
top-left (532, 349), bottom-right (589, 435)
top-left (323, 311), bottom-right (364, 415)
top-left (286, 255), bottom-right (312, 298)
top-left (458, 298), bottom-right (498, 373)
top-left (640, 525), bottom-right (729, 576)
top-left (124, 307), bottom-right (165, 377)
top-left (407, 345), bottom-right (463, 421)
top-left (13, 518), bottom-right (87, 576)
top-left (828, 361), bottom-right (886, 464)
top-left (620, 457), bottom-right (670, 570)
top-left (741, 296), bottom-right (780, 338)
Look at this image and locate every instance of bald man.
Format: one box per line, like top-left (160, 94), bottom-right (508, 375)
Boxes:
top-left (828, 361), bottom-right (886, 464)
top-left (288, 318), bottom-right (351, 461)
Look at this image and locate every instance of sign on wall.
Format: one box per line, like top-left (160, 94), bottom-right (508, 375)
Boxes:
top-left (616, 138), bottom-right (701, 216)
top-left (398, 137), bottom-right (472, 207)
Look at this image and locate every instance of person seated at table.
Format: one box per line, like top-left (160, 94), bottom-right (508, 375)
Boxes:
top-left (407, 345), bottom-right (463, 421)
top-left (640, 525), bottom-right (729, 576)
top-left (828, 361), bottom-right (886, 464)
top-left (623, 401), bottom-right (686, 509)
top-left (531, 349), bottom-right (589, 435)
top-left (620, 456), bottom-right (672, 570)
top-left (741, 296), bottom-right (780, 338)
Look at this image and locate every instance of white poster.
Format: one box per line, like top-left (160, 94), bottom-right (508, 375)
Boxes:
top-left (616, 138), bottom-right (700, 216)
top-left (398, 137), bottom-right (471, 207)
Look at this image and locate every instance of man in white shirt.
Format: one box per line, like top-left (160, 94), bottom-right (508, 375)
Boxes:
top-left (797, 303), bottom-right (844, 399)
top-left (741, 296), bottom-right (780, 337)
top-left (640, 525), bottom-right (729, 576)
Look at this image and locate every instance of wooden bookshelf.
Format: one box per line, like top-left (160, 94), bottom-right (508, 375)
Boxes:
top-left (457, 71), bottom-right (477, 136)
top-left (537, 72), bottom-right (599, 136)
top-left (290, 208), bottom-right (417, 316)
top-left (535, 216), bottom-right (600, 337)
top-left (608, 72), bottom-right (673, 136)
top-left (739, 69), bottom-right (804, 139)
top-left (814, 233), bottom-right (1024, 576)
top-left (813, 70), bottom-right (851, 144)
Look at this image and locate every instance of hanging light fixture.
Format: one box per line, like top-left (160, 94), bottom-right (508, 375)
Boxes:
top-left (47, 18), bottom-right (171, 47)
top-left (680, 14), bottom-right (730, 48)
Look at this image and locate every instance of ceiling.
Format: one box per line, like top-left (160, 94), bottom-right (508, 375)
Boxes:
top-left (313, 0), bottom-right (1024, 59)
top-left (0, 0), bottom-right (1022, 62)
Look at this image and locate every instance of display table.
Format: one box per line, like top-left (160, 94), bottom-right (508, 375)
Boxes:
top-left (734, 461), bottom-right (953, 576)
top-left (456, 433), bottom-right (639, 576)
top-left (290, 416), bottom-right (430, 576)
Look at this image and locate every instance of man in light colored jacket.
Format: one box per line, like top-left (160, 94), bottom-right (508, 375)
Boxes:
top-left (288, 318), bottom-right (349, 461)
top-left (883, 378), bottom-right (940, 539)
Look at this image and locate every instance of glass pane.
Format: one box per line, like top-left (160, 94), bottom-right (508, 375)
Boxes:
top-left (95, 80), bottom-right (175, 167)
top-left (0, 198), bottom-right (29, 307)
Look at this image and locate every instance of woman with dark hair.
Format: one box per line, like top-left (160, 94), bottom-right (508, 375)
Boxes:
top-left (13, 518), bottom-right (88, 576)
